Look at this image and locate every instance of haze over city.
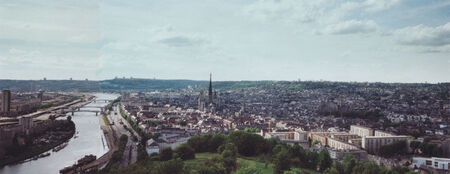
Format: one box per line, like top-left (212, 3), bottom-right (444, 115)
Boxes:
top-left (0, 0), bottom-right (449, 82)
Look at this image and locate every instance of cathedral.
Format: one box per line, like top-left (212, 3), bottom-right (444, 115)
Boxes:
top-left (198, 73), bottom-right (219, 112)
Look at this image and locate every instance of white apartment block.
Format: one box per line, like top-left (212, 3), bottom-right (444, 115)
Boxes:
top-left (362, 136), bottom-right (410, 154)
top-left (350, 125), bottom-right (374, 137)
top-left (412, 157), bottom-right (450, 171)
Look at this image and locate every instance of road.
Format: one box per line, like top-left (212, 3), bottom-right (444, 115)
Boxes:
top-left (106, 105), bottom-right (140, 167)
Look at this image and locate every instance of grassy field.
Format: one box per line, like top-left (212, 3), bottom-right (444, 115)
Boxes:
top-left (237, 156), bottom-right (274, 174)
top-left (185, 153), bottom-right (318, 174)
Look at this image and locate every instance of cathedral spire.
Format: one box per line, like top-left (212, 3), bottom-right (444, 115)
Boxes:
top-left (208, 73), bottom-right (213, 104)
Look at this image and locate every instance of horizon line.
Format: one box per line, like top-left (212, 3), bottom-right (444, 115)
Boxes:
top-left (0, 78), bottom-right (448, 84)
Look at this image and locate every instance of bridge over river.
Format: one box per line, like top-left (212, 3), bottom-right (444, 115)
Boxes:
top-left (0, 93), bottom-right (119, 174)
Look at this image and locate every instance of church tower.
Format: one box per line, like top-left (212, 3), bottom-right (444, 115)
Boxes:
top-left (208, 73), bottom-right (213, 104)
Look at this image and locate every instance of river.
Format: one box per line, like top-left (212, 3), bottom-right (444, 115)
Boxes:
top-left (0, 93), bottom-right (119, 174)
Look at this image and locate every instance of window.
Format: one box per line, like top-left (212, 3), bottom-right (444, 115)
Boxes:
top-left (426, 160), bottom-right (432, 165)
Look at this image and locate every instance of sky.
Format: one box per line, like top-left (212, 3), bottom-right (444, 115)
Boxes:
top-left (0, 0), bottom-right (449, 83)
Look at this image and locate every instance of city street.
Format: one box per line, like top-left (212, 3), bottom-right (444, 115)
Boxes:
top-left (106, 105), bottom-right (140, 167)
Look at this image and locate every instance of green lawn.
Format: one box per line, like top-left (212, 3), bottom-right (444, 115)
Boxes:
top-left (237, 156), bottom-right (273, 174)
top-left (185, 153), bottom-right (317, 174)
top-left (184, 153), bottom-right (220, 166)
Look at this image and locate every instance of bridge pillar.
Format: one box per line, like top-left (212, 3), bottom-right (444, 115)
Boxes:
top-left (78, 108), bottom-right (80, 111)
top-left (72, 111), bottom-right (74, 116)
top-left (96, 111), bottom-right (98, 116)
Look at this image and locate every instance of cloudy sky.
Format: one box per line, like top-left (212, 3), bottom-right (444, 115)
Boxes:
top-left (0, 0), bottom-right (449, 83)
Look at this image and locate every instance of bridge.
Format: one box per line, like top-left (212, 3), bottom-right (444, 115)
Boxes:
top-left (93, 99), bottom-right (114, 103)
top-left (52, 99), bottom-right (114, 117)
top-left (54, 106), bottom-right (105, 116)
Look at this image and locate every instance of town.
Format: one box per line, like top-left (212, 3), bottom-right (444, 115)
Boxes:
top-left (1, 76), bottom-right (448, 174)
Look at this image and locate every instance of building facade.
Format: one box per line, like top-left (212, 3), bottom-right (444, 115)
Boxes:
top-left (1, 90), bottom-right (11, 116)
top-left (350, 125), bottom-right (374, 137)
top-left (412, 157), bottom-right (450, 171)
top-left (362, 136), bottom-right (410, 154)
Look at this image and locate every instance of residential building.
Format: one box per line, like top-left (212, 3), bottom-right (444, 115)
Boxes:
top-left (412, 157), bottom-right (450, 171)
top-left (350, 125), bottom-right (374, 137)
top-left (362, 136), bottom-right (410, 154)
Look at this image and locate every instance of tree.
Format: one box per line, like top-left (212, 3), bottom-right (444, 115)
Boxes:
top-left (283, 168), bottom-right (303, 174)
top-left (378, 141), bottom-right (407, 157)
top-left (209, 134), bottom-right (226, 152)
top-left (188, 135), bottom-right (212, 153)
top-left (351, 164), bottom-right (364, 174)
top-left (272, 144), bottom-right (286, 155)
top-left (305, 151), bottom-right (319, 170)
top-left (227, 131), bottom-right (266, 156)
top-left (175, 144), bottom-right (195, 160)
top-left (154, 159), bottom-right (185, 174)
top-left (160, 147), bottom-right (173, 161)
top-left (410, 141), bottom-right (421, 154)
top-left (318, 149), bottom-right (332, 172)
top-left (361, 162), bottom-right (383, 174)
top-left (335, 161), bottom-right (345, 174)
top-left (324, 167), bottom-right (340, 174)
top-left (222, 150), bottom-right (237, 174)
top-left (273, 149), bottom-right (291, 174)
top-left (343, 155), bottom-right (357, 174)
top-left (236, 167), bottom-right (262, 174)
top-left (217, 143), bottom-right (238, 158)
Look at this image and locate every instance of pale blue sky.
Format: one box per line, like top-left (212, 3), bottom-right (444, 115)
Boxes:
top-left (0, 0), bottom-right (449, 82)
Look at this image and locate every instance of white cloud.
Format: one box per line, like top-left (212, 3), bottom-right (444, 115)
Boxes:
top-left (394, 22), bottom-right (450, 47)
top-left (158, 36), bottom-right (208, 47)
top-left (364, 0), bottom-right (403, 12)
top-left (322, 20), bottom-right (379, 35)
top-left (243, 0), bottom-right (329, 24)
top-left (243, 0), bottom-right (402, 36)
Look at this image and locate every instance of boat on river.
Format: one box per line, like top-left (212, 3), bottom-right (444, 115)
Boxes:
top-left (53, 142), bottom-right (68, 152)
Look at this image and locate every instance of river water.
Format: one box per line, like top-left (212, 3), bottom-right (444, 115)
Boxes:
top-left (0, 93), bottom-right (118, 174)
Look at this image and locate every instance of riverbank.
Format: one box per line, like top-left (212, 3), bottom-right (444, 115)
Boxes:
top-left (59, 100), bottom-right (120, 173)
top-left (0, 120), bottom-right (76, 167)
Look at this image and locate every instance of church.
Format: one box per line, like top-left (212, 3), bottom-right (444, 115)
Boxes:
top-left (198, 73), bottom-right (219, 112)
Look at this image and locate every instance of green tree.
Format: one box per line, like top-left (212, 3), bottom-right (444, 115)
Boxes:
top-left (335, 161), bottom-right (345, 174)
top-left (409, 141), bottom-right (421, 154)
top-left (305, 151), bottom-right (319, 170)
top-left (361, 162), bottom-right (383, 174)
top-left (221, 150), bottom-right (237, 174)
top-left (209, 134), bottom-right (226, 152)
top-left (378, 141), bottom-right (407, 157)
top-left (273, 149), bottom-right (291, 174)
top-left (318, 150), bottom-right (332, 172)
top-left (272, 144), bottom-right (286, 155)
top-left (324, 167), bottom-right (340, 174)
top-left (351, 164), bottom-right (364, 174)
top-left (175, 144), bottom-right (195, 160)
top-left (283, 168), bottom-right (303, 174)
top-left (236, 167), bottom-right (262, 174)
top-left (154, 159), bottom-right (185, 174)
top-left (227, 131), bottom-right (266, 156)
top-left (160, 147), bottom-right (173, 161)
top-left (343, 155), bottom-right (357, 174)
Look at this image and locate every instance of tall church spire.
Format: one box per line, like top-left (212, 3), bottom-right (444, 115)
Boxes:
top-left (208, 73), bottom-right (213, 104)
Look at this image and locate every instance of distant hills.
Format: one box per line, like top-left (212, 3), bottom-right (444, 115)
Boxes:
top-left (0, 78), bottom-right (448, 92)
top-left (0, 79), bottom-right (206, 92)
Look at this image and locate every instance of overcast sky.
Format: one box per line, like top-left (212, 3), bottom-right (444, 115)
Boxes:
top-left (0, 0), bottom-right (449, 83)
